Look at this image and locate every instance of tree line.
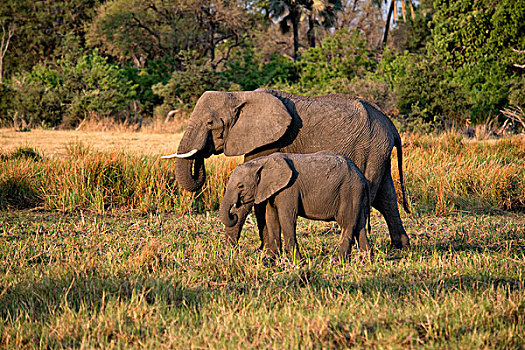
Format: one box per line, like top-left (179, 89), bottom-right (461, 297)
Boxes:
top-left (0, 0), bottom-right (523, 131)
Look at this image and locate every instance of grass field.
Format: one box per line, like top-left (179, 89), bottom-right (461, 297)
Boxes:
top-left (1, 129), bottom-right (524, 348)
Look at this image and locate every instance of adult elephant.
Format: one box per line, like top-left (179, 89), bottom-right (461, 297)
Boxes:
top-left (163, 88), bottom-right (410, 248)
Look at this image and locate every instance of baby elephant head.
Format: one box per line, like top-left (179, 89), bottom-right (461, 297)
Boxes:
top-left (219, 155), bottom-right (293, 227)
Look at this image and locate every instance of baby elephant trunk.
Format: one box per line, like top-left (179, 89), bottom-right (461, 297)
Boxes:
top-left (219, 192), bottom-right (238, 227)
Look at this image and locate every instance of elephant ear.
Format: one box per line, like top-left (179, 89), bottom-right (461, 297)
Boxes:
top-left (224, 92), bottom-right (292, 156)
top-left (254, 155), bottom-right (293, 204)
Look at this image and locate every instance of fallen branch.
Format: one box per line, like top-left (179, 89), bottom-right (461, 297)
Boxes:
top-left (499, 107), bottom-right (525, 134)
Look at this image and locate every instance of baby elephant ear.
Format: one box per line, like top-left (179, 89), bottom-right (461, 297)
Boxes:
top-left (224, 92), bottom-right (292, 156)
top-left (254, 155), bottom-right (293, 204)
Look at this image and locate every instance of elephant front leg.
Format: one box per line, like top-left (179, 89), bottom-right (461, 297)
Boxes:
top-left (254, 203), bottom-right (268, 251)
top-left (224, 205), bottom-right (251, 245)
top-left (277, 208), bottom-right (301, 261)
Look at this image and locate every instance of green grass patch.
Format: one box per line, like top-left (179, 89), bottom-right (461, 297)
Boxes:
top-left (0, 211), bottom-right (523, 348)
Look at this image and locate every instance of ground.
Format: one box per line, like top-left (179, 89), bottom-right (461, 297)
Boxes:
top-left (0, 128), bottom-right (181, 156)
top-left (0, 128), bottom-right (524, 348)
top-left (1, 209), bottom-right (523, 348)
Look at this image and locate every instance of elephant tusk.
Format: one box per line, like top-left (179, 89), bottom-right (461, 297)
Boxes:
top-left (160, 149), bottom-right (198, 159)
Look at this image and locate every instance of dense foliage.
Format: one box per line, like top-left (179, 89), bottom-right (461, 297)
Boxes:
top-left (0, 0), bottom-right (523, 130)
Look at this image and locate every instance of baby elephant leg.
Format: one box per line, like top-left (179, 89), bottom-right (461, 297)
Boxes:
top-left (277, 208), bottom-right (301, 261)
top-left (355, 212), bottom-right (371, 252)
top-left (264, 203), bottom-right (282, 257)
top-left (254, 203), bottom-right (268, 251)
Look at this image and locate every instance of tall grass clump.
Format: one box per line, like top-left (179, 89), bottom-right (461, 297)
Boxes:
top-left (1, 135), bottom-right (524, 214)
top-left (42, 149), bottom-right (240, 214)
top-left (0, 144), bottom-right (241, 214)
top-left (395, 134), bottom-right (525, 214)
top-left (0, 147), bottom-right (44, 209)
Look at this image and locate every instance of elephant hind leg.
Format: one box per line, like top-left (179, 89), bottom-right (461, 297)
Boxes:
top-left (337, 226), bottom-right (355, 260)
top-left (355, 212), bottom-right (371, 252)
top-left (372, 171), bottom-right (410, 249)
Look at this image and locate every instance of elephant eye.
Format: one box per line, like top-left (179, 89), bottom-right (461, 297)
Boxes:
top-left (238, 183), bottom-right (244, 189)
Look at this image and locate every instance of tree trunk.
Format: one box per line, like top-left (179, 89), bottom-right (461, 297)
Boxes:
top-left (382, 0), bottom-right (395, 48)
top-left (291, 9), bottom-right (300, 60)
top-left (0, 22), bottom-right (15, 84)
top-left (307, 14), bottom-right (315, 48)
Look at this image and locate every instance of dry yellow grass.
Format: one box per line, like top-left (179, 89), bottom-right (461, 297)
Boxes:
top-left (1, 129), bottom-right (524, 213)
top-left (0, 128), bottom-right (183, 156)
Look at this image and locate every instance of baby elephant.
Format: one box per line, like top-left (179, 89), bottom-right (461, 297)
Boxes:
top-left (219, 151), bottom-right (371, 259)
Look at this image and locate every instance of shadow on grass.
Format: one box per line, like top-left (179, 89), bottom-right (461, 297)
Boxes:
top-left (0, 178), bottom-right (43, 210)
top-left (0, 273), bottom-right (204, 321)
top-left (1, 264), bottom-right (523, 325)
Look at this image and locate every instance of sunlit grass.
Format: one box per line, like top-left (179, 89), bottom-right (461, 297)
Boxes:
top-left (1, 133), bottom-right (524, 215)
top-left (1, 132), bottom-right (524, 348)
top-left (0, 211), bottom-right (523, 348)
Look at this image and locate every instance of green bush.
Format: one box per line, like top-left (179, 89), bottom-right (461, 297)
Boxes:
top-left (340, 74), bottom-right (397, 115)
top-left (0, 84), bottom-right (15, 126)
top-left (381, 52), bottom-right (468, 128)
top-left (10, 76), bottom-right (64, 128)
top-left (222, 50), bottom-right (297, 91)
top-left (152, 54), bottom-right (232, 117)
top-left (453, 58), bottom-right (510, 122)
top-left (10, 49), bottom-right (137, 128)
top-left (427, 0), bottom-right (525, 123)
top-left (122, 59), bottom-right (173, 118)
top-left (294, 29), bottom-right (375, 94)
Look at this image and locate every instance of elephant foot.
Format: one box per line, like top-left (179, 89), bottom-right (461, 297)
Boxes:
top-left (285, 247), bottom-right (303, 263)
top-left (391, 235), bottom-right (410, 249)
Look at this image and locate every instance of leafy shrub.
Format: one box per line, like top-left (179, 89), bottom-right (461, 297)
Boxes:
top-left (122, 59), bottom-right (173, 118)
top-left (426, 0), bottom-right (525, 123)
top-left (453, 59), bottom-right (511, 122)
top-left (222, 50), bottom-right (298, 91)
top-left (152, 53), bottom-right (232, 118)
top-left (10, 76), bottom-right (64, 128)
top-left (381, 52), bottom-right (468, 128)
top-left (294, 29), bottom-right (375, 94)
top-left (10, 49), bottom-right (137, 128)
top-left (341, 75), bottom-right (397, 115)
top-left (429, 0), bottom-right (525, 68)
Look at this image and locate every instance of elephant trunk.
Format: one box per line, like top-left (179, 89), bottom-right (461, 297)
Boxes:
top-left (174, 156), bottom-right (206, 192)
top-left (219, 191), bottom-right (238, 227)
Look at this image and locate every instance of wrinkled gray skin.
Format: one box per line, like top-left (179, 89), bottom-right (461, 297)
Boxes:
top-left (169, 88), bottom-right (410, 248)
top-left (219, 152), bottom-right (372, 258)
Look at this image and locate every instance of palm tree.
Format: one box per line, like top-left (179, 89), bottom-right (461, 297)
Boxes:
top-left (268, 0), bottom-right (303, 60)
top-left (304, 0), bottom-right (342, 48)
top-left (268, 0), bottom-right (342, 59)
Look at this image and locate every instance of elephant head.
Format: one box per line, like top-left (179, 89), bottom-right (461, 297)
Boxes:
top-left (219, 155), bottom-right (293, 228)
top-left (162, 91), bottom-right (292, 192)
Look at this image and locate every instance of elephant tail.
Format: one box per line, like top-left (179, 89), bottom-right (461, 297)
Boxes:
top-left (394, 136), bottom-right (411, 213)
